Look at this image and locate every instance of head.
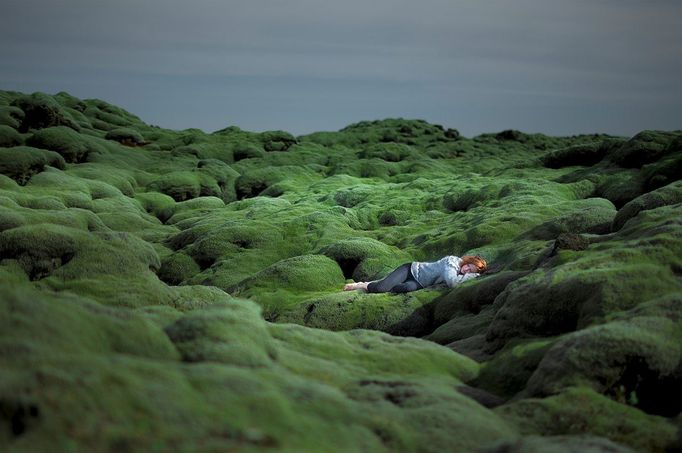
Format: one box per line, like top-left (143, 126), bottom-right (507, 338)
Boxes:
top-left (460, 255), bottom-right (488, 274)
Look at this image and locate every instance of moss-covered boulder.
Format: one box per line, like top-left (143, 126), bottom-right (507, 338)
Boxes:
top-left (0, 146), bottom-right (66, 185)
top-left (495, 387), bottom-right (678, 452)
top-left (523, 199), bottom-right (616, 239)
top-left (233, 166), bottom-right (311, 199)
top-left (105, 127), bottom-right (146, 145)
top-left (233, 254), bottom-right (344, 294)
top-left (541, 141), bottom-right (612, 168)
top-left (0, 223), bottom-right (81, 280)
top-left (612, 180), bottom-right (682, 231)
top-left (524, 302), bottom-right (682, 417)
top-left (0, 105), bottom-right (24, 129)
top-left (431, 271), bottom-right (529, 329)
top-left (260, 130), bottom-right (297, 151)
top-left (0, 125), bottom-right (23, 147)
top-left (281, 290), bottom-right (437, 336)
top-left (474, 339), bottom-right (555, 401)
top-left (0, 89), bottom-right (681, 451)
top-left (147, 171), bottom-right (207, 201)
top-left (10, 92), bottom-right (79, 132)
top-left (135, 191), bottom-right (176, 223)
top-left (485, 252), bottom-right (680, 353)
top-left (157, 251), bottom-right (200, 285)
top-left (26, 126), bottom-right (104, 163)
top-left (359, 143), bottom-right (415, 162)
top-left (320, 237), bottom-right (411, 281)
top-left (0, 285), bottom-right (520, 452)
top-left (164, 303), bottom-right (277, 366)
top-left (607, 130), bottom-right (681, 168)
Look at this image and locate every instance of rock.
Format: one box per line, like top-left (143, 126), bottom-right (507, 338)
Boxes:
top-left (552, 233), bottom-right (589, 254)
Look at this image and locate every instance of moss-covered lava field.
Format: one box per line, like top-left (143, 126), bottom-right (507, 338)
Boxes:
top-left (0, 90), bottom-right (681, 452)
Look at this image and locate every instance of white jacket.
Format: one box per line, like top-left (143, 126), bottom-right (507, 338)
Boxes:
top-left (410, 255), bottom-right (479, 288)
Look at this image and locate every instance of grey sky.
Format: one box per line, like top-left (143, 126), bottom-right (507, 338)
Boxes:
top-left (1, 0), bottom-right (680, 137)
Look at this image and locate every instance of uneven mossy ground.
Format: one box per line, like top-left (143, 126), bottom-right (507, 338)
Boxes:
top-left (0, 90), bottom-right (680, 451)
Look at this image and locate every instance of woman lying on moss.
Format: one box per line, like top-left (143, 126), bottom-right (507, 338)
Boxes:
top-left (343, 255), bottom-right (487, 293)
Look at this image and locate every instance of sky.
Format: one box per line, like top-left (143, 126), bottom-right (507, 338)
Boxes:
top-left (1, 0), bottom-right (681, 137)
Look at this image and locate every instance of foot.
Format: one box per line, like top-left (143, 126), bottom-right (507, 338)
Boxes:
top-left (343, 282), bottom-right (368, 291)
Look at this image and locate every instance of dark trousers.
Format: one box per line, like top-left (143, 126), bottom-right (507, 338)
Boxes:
top-left (367, 263), bottom-right (423, 293)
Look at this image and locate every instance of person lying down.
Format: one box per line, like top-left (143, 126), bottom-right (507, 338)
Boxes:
top-left (343, 255), bottom-right (487, 294)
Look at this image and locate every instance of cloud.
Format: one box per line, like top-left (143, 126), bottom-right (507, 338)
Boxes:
top-left (0, 0), bottom-right (680, 136)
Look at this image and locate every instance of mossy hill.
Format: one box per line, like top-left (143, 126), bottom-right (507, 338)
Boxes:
top-left (1, 90), bottom-right (681, 452)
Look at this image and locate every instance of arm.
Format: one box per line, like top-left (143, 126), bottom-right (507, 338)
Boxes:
top-left (443, 267), bottom-right (479, 288)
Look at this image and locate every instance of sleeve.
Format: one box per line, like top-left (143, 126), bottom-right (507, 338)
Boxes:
top-left (442, 269), bottom-right (479, 288)
top-left (459, 272), bottom-right (480, 284)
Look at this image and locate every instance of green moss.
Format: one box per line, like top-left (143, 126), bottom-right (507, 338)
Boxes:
top-left (0, 146), bottom-right (66, 185)
top-left (105, 127), bottom-right (145, 145)
top-left (0, 199), bottom-right (105, 232)
top-left (179, 220), bottom-right (280, 268)
top-left (83, 103), bottom-right (136, 129)
top-left (359, 143), bottom-right (416, 162)
top-left (442, 184), bottom-right (501, 212)
top-left (234, 166), bottom-right (313, 199)
top-left (195, 159), bottom-right (239, 202)
top-left (0, 125), bottom-right (23, 147)
top-left (431, 271), bottom-right (529, 327)
top-left (54, 91), bottom-right (87, 112)
top-left (260, 130), bottom-right (298, 151)
top-left (175, 197), bottom-right (223, 214)
top-left (485, 256), bottom-right (681, 353)
top-left (525, 307), bottom-right (681, 415)
top-left (0, 105), bottom-right (24, 129)
top-left (66, 164), bottom-right (136, 196)
top-left (485, 434), bottom-right (636, 452)
top-left (607, 130), bottom-right (681, 168)
top-left (232, 142), bottom-right (264, 161)
top-left (496, 386), bottom-right (677, 452)
top-left (10, 92), bottom-right (80, 132)
top-left (427, 307), bottom-right (495, 345)
top-left (279, 290), bottom-right (434, 335)
top-left (89, 117), bottom-right (115, 131)
top-left (1, 89), bottom-right (680, 451)
top-left (320, 237), bottom-right (412, 281)
top-left (475, 339), bottom-right (554, 400)
top-left (157, 251), bottom-right (201, 285)
top-left (165, 304), bottom-right (277, 366)
top-left (642, 152), bottom-right (682, 191)
top-left (541, 140), bottom-right (620, 168)
top-left (135, 191), bottom-right (176, 223)
top-left (594, 169), bottom-right (646, 208)
top-left (0, 284), bottom-right (519, 452)
top-left (326, 155), bottom-right (396, 180)
top-left (612, 180), bottom-right (682, 231)
top-left (26, 126), bottom-right (106, 163)
top-left (168, 285), bottom-right (235, 312)
top-left (523, 198), bottom-right (616, 239)
top-left (233, 254), bottom-right (344, 294)
top-left (333, 186), bottom-right (374, 208)
top-left (147, 171), bottom-right (203, 201)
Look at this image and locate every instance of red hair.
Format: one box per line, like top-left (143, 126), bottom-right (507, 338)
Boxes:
top-left (460, 255), bottom-right (487, 273)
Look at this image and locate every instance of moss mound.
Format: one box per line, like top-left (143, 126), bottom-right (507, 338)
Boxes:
top-left (10, 92), bottom-right (79, 132)
top-left (105, 127), bottom-right (145, 145)
top-left (321, 237), bottom-right (411, 281)
top-left (0, 89), bottom-right (680, 451)
top-left (612, 180), bottom-right (682, 231)
top-left (0, 125), bottom-right (23, 147)
top-left (0, 146), bottom-right (66, 185)
top-left (496, 387), bottom-right (677, 452)
top-left (26, 126), bottom-right (104, 163)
